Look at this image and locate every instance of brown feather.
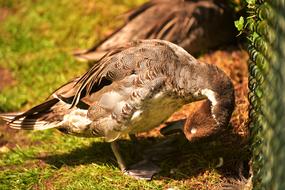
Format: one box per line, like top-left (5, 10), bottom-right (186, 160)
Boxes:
top-left (74, 0), bottom-right (235, 62)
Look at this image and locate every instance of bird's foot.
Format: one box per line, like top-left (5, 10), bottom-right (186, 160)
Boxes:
top-left (123, 159), bottom-right (161, 180)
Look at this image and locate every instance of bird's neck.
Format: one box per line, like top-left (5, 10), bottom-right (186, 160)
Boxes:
top-left (169, 62), bottom-right (235, 128)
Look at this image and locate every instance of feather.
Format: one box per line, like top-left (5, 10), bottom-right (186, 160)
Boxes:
top-left (0, 112), bottom-right (58, 130)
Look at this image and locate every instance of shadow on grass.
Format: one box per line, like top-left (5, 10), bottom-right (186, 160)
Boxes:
top-left (38, 129), bottom-right (250, 180)
top-left (38, 140), bottom-right (116, 168)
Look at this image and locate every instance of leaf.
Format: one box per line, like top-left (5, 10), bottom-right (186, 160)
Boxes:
top-left (246, 0), bottom-right (256, 5)
top-left (234, 16), bottom-right (245, 31)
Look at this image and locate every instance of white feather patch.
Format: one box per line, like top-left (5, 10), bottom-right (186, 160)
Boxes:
top-left (131, 110), bottom-right (143, 120)
top-left (113, 101), bottom-right (127, 116)
top-left (201, 89), bottom-right (217, 106)
top-left (99, 91), bottom-right (123, 109)
top-left (153, 92), bottom-right (164, 99)
top-left (201, 88), bottom-right (219, 124)
top-left (63, 109), bottom-right (92, 129)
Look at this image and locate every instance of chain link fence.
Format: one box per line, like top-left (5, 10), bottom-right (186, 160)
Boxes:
top-left (247, 0), bottom-right (285, 189)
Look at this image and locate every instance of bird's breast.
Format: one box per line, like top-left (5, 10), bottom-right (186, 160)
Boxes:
top-left (127, 92), bottom-right (187, 133)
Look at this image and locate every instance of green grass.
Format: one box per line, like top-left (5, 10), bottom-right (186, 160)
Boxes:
top-left (0, 129), bottom-right (236, 189)
top-left (0, 0), bottom-right (247, 189)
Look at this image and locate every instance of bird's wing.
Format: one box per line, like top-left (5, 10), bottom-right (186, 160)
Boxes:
top-left (71, 40), bottom-right (179, 108)
top-left (1, 40), bottom-right (181, 131)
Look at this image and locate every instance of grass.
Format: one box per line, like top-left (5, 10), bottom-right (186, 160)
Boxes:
top-left (0, 0), bottom-right (146, 111)
top-left (0, 0), bottom-right (249, 189)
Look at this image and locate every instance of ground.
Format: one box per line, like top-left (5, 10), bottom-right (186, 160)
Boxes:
top-left (0, 0), bottom-right (249, 189)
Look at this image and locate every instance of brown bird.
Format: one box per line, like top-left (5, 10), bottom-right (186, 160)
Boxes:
top-left (74, 0), bottom-right (235, 62)
top-left (0, 40), bottom-right (235, 179)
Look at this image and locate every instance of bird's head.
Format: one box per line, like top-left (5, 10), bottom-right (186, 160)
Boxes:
top-left (183, 100), bottom-right (226, 141)
top-left (160, 99), bottom-right (231, 141)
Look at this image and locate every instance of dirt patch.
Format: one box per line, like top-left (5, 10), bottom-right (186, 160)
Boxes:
top-left (0, 122), bottom-right (36, 151)
top-left (0, 67), bottom-right (15, 91)
top-left (0, 68), bottom-right (19, 149)
top-left (0, 8), bottom-right (10, 22)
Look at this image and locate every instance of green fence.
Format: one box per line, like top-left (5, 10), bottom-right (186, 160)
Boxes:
top-left (247, 0), bottom-right (285, 189)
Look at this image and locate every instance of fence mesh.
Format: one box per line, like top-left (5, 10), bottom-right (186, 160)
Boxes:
top-left (247, 0), bottom-right (285, 189)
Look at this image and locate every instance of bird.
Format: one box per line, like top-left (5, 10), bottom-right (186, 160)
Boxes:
top-left (74, 0), bottom-right (236, 62)
top-left (0, 39), bottom-right (235, 179)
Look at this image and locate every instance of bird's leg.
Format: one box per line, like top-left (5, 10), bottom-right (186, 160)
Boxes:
top-left (110, 141), bottom-right (127, 172)
top-left (110, 141), bottom-right (160, 180)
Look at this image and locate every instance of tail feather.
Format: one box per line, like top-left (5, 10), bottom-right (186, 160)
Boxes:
top-left (0, 112), bottom-right (59, 130)
top-left (0, 98), bottom-right (62, 130)
top-left (0, 113), bottom-right (20, 122)
top-left (9, 121), bottom-right (58, 130)
top-left (13, 99), bottom-right (59, 121)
